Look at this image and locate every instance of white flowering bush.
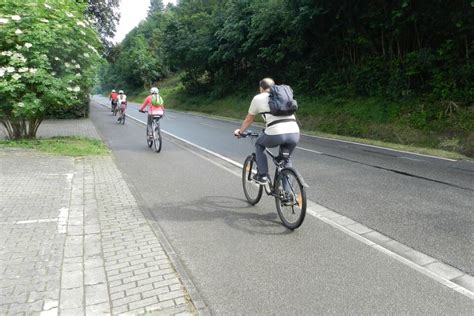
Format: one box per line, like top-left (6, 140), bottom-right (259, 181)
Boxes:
top-left (0, 1), bottom-right (101, 138)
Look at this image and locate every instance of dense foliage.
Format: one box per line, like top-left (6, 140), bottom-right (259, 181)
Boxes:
top-left (0, 0), bottom-right (102, 138)
top-left (100, 0), bottom-right (473, 155)
top-left (103, 0), bottom-right (473, 102)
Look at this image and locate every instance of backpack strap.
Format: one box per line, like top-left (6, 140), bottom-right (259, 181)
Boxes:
top-left (266, 118), bottom-right (297, 127)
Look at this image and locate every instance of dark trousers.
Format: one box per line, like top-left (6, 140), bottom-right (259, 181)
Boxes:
top-left (255, 133), bottom-right (300, 175)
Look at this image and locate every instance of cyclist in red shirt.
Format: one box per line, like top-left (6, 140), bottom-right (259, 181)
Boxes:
top-left (139, 87), bottom-right (165, 137)
top-left (109, 89), bottom-right (118, 112)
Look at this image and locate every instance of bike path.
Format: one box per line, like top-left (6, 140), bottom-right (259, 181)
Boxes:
top-left (94, 96), bottom-right (474, 275)
top-left (90, 100), bottom-right (472, 314)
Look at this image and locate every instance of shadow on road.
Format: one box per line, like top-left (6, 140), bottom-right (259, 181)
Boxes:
top-left (147, 195), bottom-right (295, 236)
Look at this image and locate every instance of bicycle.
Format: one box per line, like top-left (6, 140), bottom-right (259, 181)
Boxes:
top-left (111, 100), bottom-right (118, 116)
top-left (116, 102), bottom-right (126, 124)
top-left (141, 110), bottom-right (163, 153)
top-left (238, 131), bottom-right (307, 229)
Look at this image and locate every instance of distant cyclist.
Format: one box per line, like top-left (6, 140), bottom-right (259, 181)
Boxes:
top-left (234, 78), bottom-right (300, 184)
top-left (117, 90), bottom-right (127, 122)
top-left (109, 89), bottom-right (118, 112)
top-left (139, 87), bottom-right (165, 137)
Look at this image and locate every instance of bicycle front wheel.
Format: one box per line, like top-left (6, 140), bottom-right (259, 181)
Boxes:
top-left (274, 168), bottom-right (306, 229)
top-left (153, 124), bottom-right (162, 153)
top-left (242, 155), bottom-right (263, 205)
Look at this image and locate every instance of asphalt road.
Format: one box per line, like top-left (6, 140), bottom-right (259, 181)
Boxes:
top-left (94, 96), bottom-right (473, 274)
top-left (90, 97), bottom-right (472, 313)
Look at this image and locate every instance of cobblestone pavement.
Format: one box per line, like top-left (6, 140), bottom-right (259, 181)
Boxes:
top-left (0, 148), bottom-right (197, 315)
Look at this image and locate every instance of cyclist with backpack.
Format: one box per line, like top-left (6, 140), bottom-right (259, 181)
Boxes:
top-left (234, 78), bottom-right (300, 184)
top-left (139, 87), bottom-right (165, 138)
top-left (116, 90), bottom-right (127, 122)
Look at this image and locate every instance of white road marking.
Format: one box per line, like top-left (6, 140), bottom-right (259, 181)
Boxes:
top-left (97, 100), bottom-right (473, 298)
top-left (16, 219), bottom-right (57, 224)
top-left (57, 207), bottom-right (69, 234)
top-left (399, 156), bottom-right (422, 162)
top-left (199, 122), bottom-right (216, 128)
top-left (296, 146), bottom-right (323, 155)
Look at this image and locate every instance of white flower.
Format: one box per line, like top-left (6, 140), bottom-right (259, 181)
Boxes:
top-left (65, 41), bottom-right (70, 45)
top-left (75, 73), bottom-right (81, 77)
top-left (83, 53), bottom-right (90, 58)
top-left (17, 102), bottom-right (25, 108)
top-left (12, 73), bottom-right (21, 80)
top-left (1, 51), bottom-right (13, 56)
top-left (80, 31), bottom-right (86, 36)
top-left (76, 21), bottom-right (86, 27)
top-left (6, 67), bottom-right (15, 73)
top-left (24, 43), bottom-right (32, 49)
top-left (44, 3), bottom-right (52, 9)
top-left (18, 67), bottom-right (28, 73)
top-left (51, 71), bottom-right (56, 76)
top-left (71, 59), bottom-right (76, 63)
top-left (65, 62), bottom-right (71, 68)
top-left (0, 18), bottom-right (8, 24)
top-left (40, 18), bottom-right (49, 23)
top-left (54, 57), bottom-right (60, 61)
top-left (67, 87), bottom-right (73, 91)
top-left (15, 29), bottom-right (22, 35)
top-left (11, 15), bottom-right (21, 21)
top-left (75, 64), bottom-right (80, 69)
top-left (29, 68), bottom-right (37, 74)
top-left (12, 53), bottom-right (26, 63)
top-left (65, 12), bottom-right (74, 18)
top-left (16, 44), bottom-right (22, 50)
top-left (73, 86), bottom-right (81, 92)
top-left (0, 68), bottom-right (5, 77)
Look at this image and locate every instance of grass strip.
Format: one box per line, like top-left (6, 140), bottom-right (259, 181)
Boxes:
top-left (0, 136), bottom-right (109, 157)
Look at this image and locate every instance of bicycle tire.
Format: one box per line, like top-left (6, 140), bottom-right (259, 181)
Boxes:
top-left (153, 124), bottom-right (162, 153)
top-left (242, 155), bottom-right (263, 205)
top-left (274, 168), bottom-right (306, 229)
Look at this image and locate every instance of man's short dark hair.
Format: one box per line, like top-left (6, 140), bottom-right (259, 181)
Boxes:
top-left (259, 78), bottom-right (275, 90)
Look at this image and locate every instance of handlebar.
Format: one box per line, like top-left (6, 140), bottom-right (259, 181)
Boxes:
top-left (238, 131), bottom-right (259, 138)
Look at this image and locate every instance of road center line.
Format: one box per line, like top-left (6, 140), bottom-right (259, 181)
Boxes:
top-left (96, 100), bottom-right (473, 299)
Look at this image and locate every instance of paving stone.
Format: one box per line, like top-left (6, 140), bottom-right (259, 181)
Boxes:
top-left (60, 287), bottom-right (83, 310)
top-left (158, 290), bottom-right (185, 302)
top-left (84, 267), bottom-right (107, 285)
top-left (451, 274), bottom-right (474, 292)
top-left (400, 250), bottom-right (437, 266)
top-left (383, 240), bottom-right (413, 255)
top-left (85, 284), bottom-right (109, 305)
top-left (85, 302), bottom-right (110, 315)
top-left (0, 135), bottom-right (194, 316)
top-left (425, 262), bottom-right (464, 280)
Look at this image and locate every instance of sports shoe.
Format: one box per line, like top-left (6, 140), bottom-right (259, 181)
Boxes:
top-left (117, 117), bottom-right (121, 122)
top-left (252, 174), bottom-right (269, 185)
top-left (281, 192), bottom-right (295, 206)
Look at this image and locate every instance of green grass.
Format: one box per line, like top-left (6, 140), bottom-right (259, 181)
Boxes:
top-left (0, 137), bottom-right (109, 156)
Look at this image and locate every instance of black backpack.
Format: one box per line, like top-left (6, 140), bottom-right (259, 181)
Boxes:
top-left (268, 84), bottom-right (298, 116)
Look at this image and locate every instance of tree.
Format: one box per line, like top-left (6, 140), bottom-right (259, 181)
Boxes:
top-left (148, 0), bottom-right (164, 16)
top-left (0, 0), bottom-right (102, 139)
top-left (85, 0), bottom-right (120, 47)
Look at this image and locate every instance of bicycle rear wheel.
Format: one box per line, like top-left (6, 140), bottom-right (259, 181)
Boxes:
top-left (242, 154), bottom-right (263, 205)
top-left (153, 123), bottom-right (162, 153)
top-left (274, 168), bottom-right (306, 229)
